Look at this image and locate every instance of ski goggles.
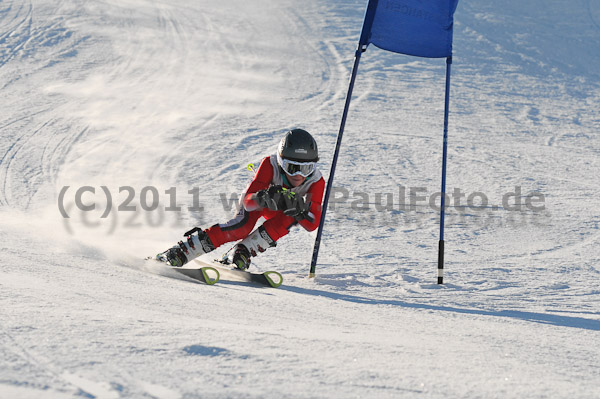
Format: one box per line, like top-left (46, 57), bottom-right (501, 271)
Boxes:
top-left (277, 153), bottom-right (317, 177)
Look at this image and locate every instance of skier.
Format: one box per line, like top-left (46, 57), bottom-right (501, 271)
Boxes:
top-left (156, 128), bottom-right (325, 270)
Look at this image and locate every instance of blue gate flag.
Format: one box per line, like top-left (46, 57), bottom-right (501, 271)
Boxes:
top-left (361, 0), bottom-right (459, 58)
top-left (310, 0), bottom-right (461, 283)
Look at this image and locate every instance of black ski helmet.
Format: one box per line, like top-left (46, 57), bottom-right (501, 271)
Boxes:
top-left (278, 129), bottom-right (319, 162)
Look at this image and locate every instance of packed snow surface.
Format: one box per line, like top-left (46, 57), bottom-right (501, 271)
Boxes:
top-left (1, 0), bottom-right (599, 398)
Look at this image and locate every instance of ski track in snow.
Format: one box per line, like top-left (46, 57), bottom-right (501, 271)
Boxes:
top-left (1, 0), bottom-right (599, 398)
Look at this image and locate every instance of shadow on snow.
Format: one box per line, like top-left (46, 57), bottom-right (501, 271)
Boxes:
top-left (282, 285), bottom-right (600, 332)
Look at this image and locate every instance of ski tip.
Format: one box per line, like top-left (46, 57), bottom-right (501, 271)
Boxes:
top-left (174, 267), bottom-right (220, 285)
top-left (263, 271), bottom-right (283, 288)
top-left (201, 267), bottom-right (220, 285)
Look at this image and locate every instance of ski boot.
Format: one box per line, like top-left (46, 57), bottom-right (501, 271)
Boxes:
top-left (156, 228), bottom-right (215, 267)
top-left (227, 226), bottom-right (277, 270)
top-left (230, 244), bottom-right (252, 271)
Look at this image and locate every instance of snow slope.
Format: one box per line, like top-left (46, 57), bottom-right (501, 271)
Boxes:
top-left (1, 0), bottom-right (599, 398)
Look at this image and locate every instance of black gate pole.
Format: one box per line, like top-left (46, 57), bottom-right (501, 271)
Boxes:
top-left (438, 56), bottom-right (453, 284)
top-left (309, 45), bottom-right (366, 278)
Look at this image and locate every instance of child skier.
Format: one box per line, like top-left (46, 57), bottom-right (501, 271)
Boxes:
top-left (156, 128), bottom-right (325, 270)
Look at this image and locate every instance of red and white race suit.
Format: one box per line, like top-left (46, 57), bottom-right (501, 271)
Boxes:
top-left (205, 155), bottom-right (325, 248)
